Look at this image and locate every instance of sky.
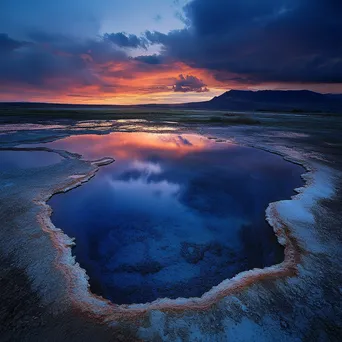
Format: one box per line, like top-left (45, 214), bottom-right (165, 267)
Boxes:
top-left (0, 0), bottom-right (341, 104)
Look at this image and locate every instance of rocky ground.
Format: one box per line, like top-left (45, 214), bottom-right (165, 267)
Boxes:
top-left (0, 112), bottom-right (341, 341)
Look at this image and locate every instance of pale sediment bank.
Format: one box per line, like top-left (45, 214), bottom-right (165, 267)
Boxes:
top-left (33, 137), bottom-right (336, 323)
top-left (1, 123), bottom-right (341, 341)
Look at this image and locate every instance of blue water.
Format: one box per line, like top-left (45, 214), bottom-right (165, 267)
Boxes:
top-left (48, 132), bottom-right (304, 304)
top-left (0, 151), bottom-right (62, 171)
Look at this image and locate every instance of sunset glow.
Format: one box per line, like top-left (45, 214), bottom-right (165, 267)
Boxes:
top-left (1, 0), bottom-right (341, 104)
top-left (44, 132), bottom-right (230, 159)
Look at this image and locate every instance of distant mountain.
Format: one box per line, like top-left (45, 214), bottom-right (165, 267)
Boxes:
top-left (180, 90), bottom-right (342, 112)
top-left (326, 93), bottom-right (342, 102)
top-left (1, 90), bottom-right (341, 113)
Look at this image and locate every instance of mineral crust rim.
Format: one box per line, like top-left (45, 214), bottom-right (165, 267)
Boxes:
top-left (34, 142), bottom-right (331, 321)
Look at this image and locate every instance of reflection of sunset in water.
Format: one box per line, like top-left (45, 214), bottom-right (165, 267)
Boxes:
top-left (46, 132), bottom-right (230, 160)
top-left (48, 131), bottom-right (304, 304)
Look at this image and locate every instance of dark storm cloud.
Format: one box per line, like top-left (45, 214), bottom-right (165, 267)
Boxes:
top-left (1, 0), bottom-right (341, 95)
top-left (104, 32), bottom-right (148, 49)
top-left (0, 33), bottom-right (28, 51)
top-left (145, 30), bottom-right (169, 45)
top-left (144, 0), bottom-right (342, 84)
top-left (172, 74), bottom-right (209, 92)
top-left (0, 33), bottom-right (126, 89)
top-left (134, 54), bottom-right (163, 64)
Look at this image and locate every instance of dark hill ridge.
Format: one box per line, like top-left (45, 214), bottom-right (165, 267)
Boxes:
top-left (0, 90), bottom-right (342, 113)
top-left (201, 90), bottom-right (342, 112)
top-left (214, 90), bottom-right (326, 103)
top-left (147, 90), bottom-right (342, 112)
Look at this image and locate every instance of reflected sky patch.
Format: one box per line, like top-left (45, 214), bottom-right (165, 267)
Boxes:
top-left (0, 151), bottom-right (62, 171)
top-left (48, 132), bottom-right (304, 304)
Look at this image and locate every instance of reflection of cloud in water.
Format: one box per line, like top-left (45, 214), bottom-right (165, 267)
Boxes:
top-left (39, 132), bottom-right (222, 160)
top-left (0, 123), bottom-right (65, 131)
top-left (118, 125), bottom-right (177, 132)
top-left (158, 135), bottom-right (198, 148)
top-left (131, 160), bottom-right (162, 175)
top-left (75, 121), bottom-right (115, 128)
top-left (109, 177), bottom-right (180, 199)
top-left (108, 177), bottom-right (181, 215)
top-left (178, 136), bottom-right (192, 146)
top-left (47, 131), bottom-right (304, 304)
top-left (116, 119), bottom-right (148, 123)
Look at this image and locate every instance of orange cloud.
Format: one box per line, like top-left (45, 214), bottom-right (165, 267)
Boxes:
top-left (46, 132), bottom-right (230, 159)
top-left (0, 57), bottom-right (229, 104)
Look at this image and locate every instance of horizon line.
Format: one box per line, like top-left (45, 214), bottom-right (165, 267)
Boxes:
top-left (0, 89), bottom-right (340, 107)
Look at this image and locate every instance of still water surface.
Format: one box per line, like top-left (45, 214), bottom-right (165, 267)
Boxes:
top-left (0, 151), bottom-right (62, 171)
top-left (47, 132), bottom-right (304, 304)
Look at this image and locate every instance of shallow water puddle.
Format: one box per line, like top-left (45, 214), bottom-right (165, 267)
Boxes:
top-left (48, 132), bottom-right (304, 304)
top-left (0, 151), bottom-right (62, 171)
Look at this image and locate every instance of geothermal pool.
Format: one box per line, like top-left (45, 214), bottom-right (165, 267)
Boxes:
top-left (47, 132), bottom-right (304, 304)
top-left (0, 150), bottom-right (62, 171)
